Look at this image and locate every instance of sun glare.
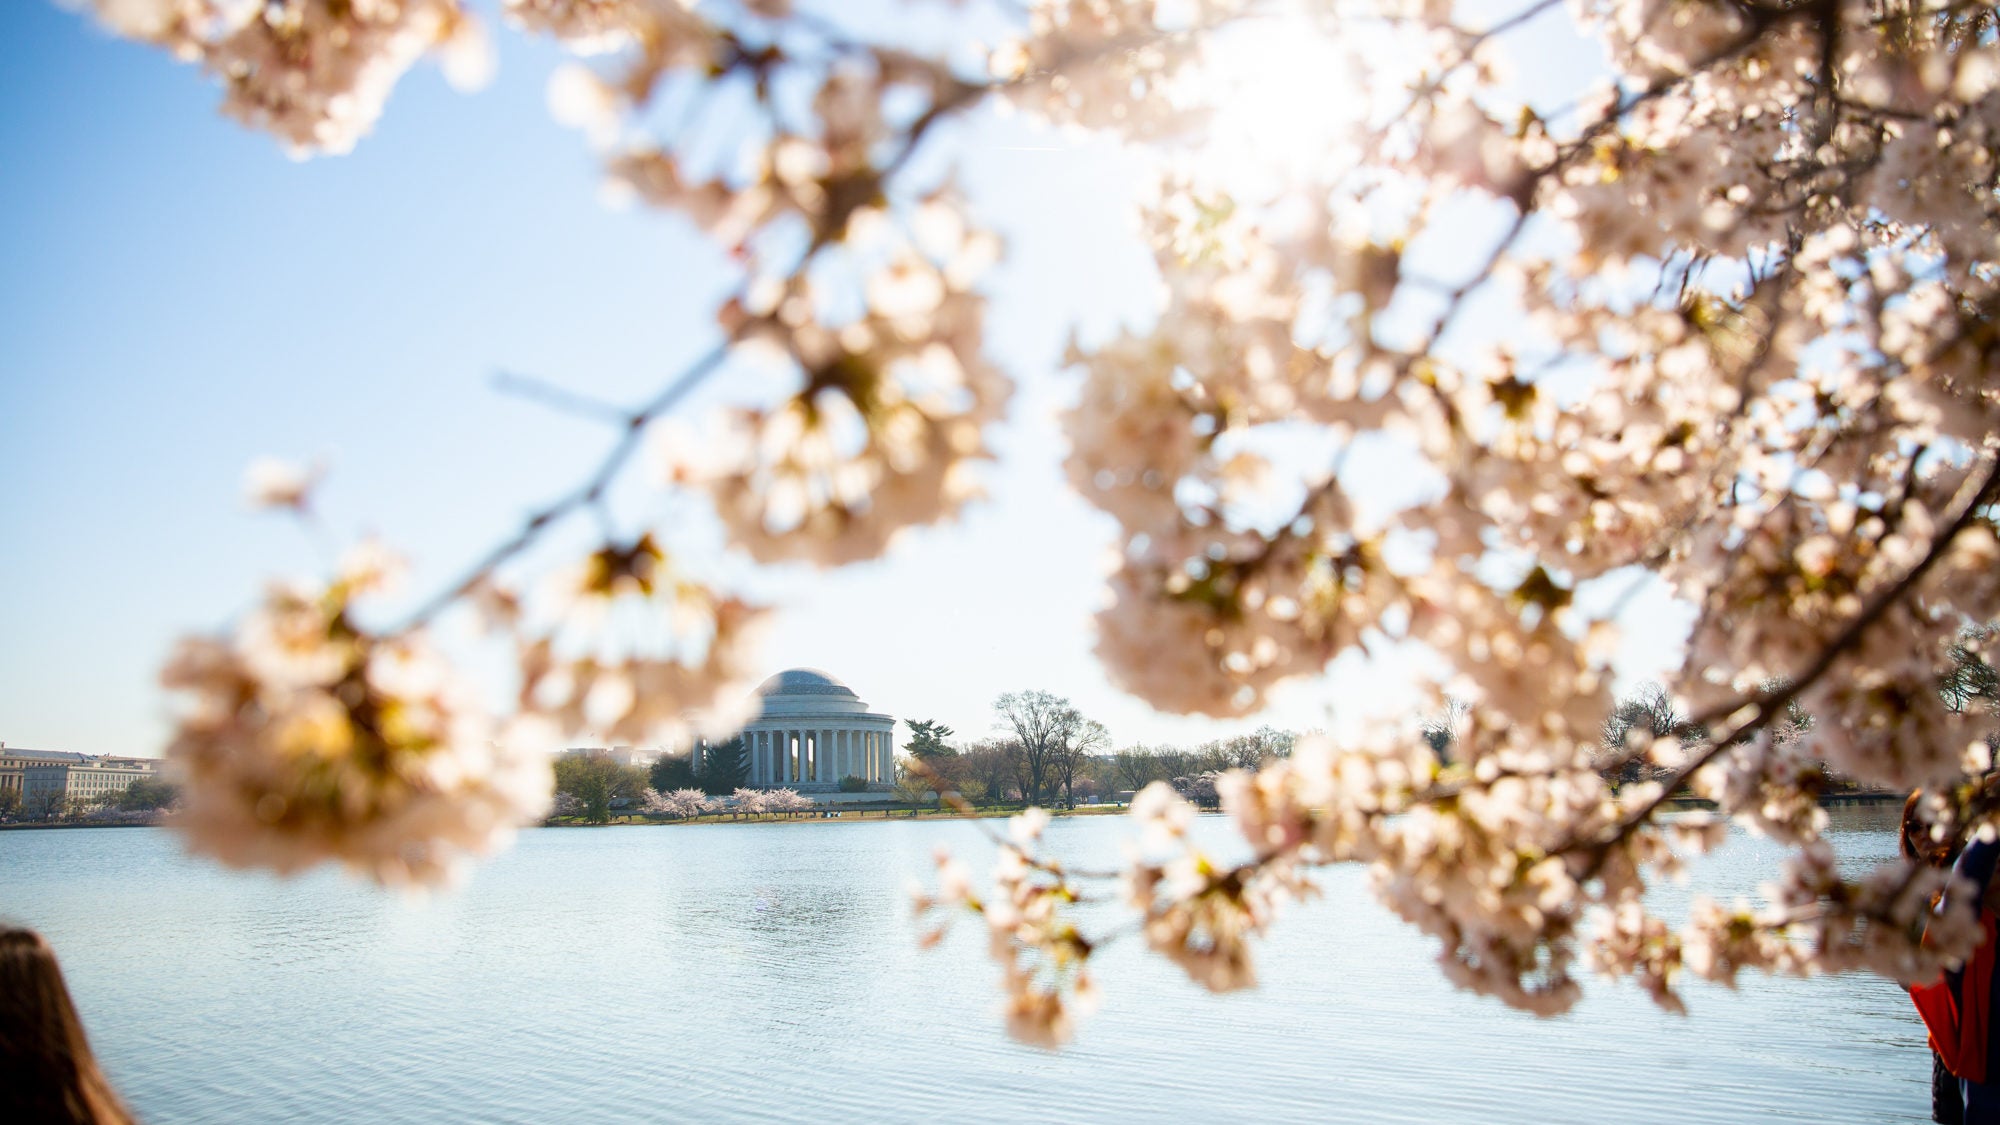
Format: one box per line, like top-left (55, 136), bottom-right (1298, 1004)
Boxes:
top-left (1189, 10), bottom-right (1388, 194)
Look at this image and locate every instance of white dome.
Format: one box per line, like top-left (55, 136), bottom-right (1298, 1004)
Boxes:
top-left (755, 668), bottom-right (860, 700)
top-left (752, 668), bottom-right (872, 718)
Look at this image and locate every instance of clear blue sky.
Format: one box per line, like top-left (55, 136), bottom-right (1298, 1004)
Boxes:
top-left (0, 1), bottom-right (1674, 759)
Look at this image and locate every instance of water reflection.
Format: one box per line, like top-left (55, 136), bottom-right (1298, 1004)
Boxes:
top-left (1824, 801), bottom-right (1903, 836)
top-left (0, 816), bottom-right (1933, 1124)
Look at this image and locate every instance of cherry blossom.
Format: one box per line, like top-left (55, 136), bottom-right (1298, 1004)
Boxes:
top-left (162, 564), bottom-right (551, 887)
top-left (69, 0), bottom-right (2000, 1039)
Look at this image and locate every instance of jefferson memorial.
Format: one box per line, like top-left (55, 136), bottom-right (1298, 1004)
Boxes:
top-left (696, 669), bottom-right (897, 791)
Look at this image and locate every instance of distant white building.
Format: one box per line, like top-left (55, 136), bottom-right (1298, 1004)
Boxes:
top-left (694, 669), bottom-right (896, 792)
top-left (564, 745), bottom-right (646, 767)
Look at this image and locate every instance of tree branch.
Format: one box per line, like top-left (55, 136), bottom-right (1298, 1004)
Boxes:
top-left (396, 342), bottom-right (731, 632)
top-left (1576, 454), bottom-right (2000, 862)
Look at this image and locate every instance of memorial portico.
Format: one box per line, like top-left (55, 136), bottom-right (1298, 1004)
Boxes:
top-left (709, 669), bottom-right (896, 792)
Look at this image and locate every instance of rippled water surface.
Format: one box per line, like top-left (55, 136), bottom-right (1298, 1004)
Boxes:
top-left (0, 806), bottom-right (1931, 1123)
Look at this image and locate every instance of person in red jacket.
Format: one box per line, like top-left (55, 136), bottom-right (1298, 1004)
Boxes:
top-left (1945, 832), bottom-right (2000, 1123)
top-left (1911, 787), bottom-right (2000, 1125)
top-left (1908, 792), bottom-right (1967, 1124)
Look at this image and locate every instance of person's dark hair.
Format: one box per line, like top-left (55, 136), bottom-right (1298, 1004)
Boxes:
top-left (0, 926), bottom-right (134, 1124)
top-left (1902, 790), bottom-right (1959, 869)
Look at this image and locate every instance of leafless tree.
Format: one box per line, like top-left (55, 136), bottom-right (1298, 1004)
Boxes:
top-left (1599, 683), bottom-right (1700, 784)
top-left (1049, 719), bottom-right (1111, 808)
top-left (960, 739), bottom-right (1024, 806)
top-left (994, 690), bottom-right (1072, 804)
top-left (1112, 747), bottom-right (1164, 791)
top-left (1201, 726), bottom-right (1296, 770)
top-left (1156, 746), bottom-right (1214, 779)
top-left (995, 690), bottom-right (1110, 805)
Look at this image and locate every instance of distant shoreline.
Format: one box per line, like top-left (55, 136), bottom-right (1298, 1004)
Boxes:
top-left (0, 805), bottom-right (1130, 833)
top-left (0, 790), bottom-right (1902, 833)
top-left (541, 804), bottom-right (1134, 828)
top-left (0, 819), bottom-right (163, 831)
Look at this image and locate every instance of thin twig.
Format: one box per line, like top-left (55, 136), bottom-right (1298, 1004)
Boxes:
top-left (492, 370), bottom-right (633, 425)
top-left (397, 343), bottom-right (731, 632)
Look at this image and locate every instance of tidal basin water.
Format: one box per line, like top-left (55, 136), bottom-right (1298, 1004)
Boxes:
top-left (0, 806), bottom-right (1931, 1123)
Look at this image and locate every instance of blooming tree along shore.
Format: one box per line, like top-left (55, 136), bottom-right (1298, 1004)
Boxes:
top-left (64, 0), bottom-right (2000, 1045)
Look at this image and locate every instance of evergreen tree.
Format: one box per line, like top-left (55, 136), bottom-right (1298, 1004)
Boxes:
top-left (699, 736), bottom-right (750, 796)
top-left (650, 752), bottom-right (699, 792)
top-left (904, 719), bottom-right (957, 760)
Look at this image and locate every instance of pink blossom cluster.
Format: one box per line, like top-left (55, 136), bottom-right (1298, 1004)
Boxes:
top-left (915, 809), bottom-right (1101, 1047)
top-left (727, 787), bottom-right (813, 816)
top-left (641, 787), bottom-right (713, 818)
top-left (507, 535), bottom-right (772, 752)
top-left (161, 547), bottom-right (551, 887)
top-left (78, 0), bottom-right (491, 156)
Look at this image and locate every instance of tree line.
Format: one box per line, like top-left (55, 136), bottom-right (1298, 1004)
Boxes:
top-left (550, 748), bottom-right (835, 825)
top-left (548, 691), bottom-right (1310, 822)
top-left (554, 644), bottom-right (2000, 826)
top-left (900, 692), bottom-right (1301, 810)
